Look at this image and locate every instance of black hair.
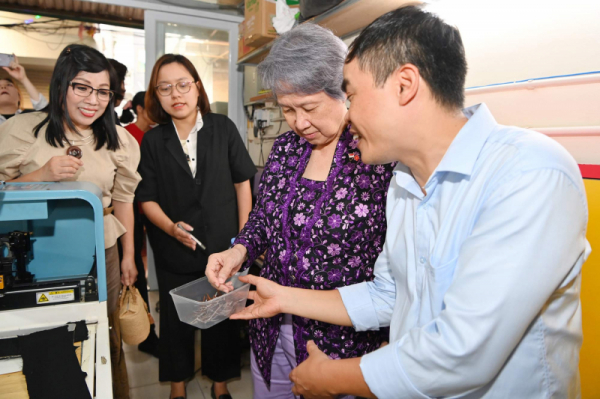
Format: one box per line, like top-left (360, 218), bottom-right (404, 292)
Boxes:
top-left (108, 59), bottom-right (127, 103)
top-left (108, 59), bottom-right (127, 85)
top-left (346, 5), bottom-right (467, 110)
top-left (119, 91), bottom-right (146, 124)
top-left (34, 44), bottom-right (121, 151)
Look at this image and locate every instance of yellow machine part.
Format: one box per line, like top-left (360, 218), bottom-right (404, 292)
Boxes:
top-left (581, 178), bottom-right (600, 398)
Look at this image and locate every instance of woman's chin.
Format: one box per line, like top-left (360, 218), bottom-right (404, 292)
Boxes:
top-left (71, 118), bottom-right (93, 130)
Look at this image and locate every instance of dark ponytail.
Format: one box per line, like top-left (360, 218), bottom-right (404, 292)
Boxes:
top-left (120, 108), bottom-right (135, 124)
top-left (119, 91), bottom-right (146, 125)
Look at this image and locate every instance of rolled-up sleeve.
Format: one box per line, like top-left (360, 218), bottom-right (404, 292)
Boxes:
top-left (31, 93), bottom-right (49, 111)
top-left (358, 168), bottom-right (588, 399)
top-left (338, 240), bottom-right (396, 331)
top-left (112, 128), bottom-right (141, 203)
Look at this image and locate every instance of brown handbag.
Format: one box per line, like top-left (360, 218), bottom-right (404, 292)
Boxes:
top-left (118, 285), bottom-right (151, 345)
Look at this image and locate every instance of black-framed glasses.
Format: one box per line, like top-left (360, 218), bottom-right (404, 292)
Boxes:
top-left (69, 81), bottom-right (114, 102)
top-left (155, 81), bottom-right (195, 97)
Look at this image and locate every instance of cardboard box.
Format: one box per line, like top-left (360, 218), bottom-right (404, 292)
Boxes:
top-left (238, 20), bottom-right (256, 60)
top-left (244, 0), bottom-right (277, 47)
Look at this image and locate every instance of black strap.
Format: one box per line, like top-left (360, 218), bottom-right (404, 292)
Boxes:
top-left (19, 326), bottom-right (91, 399)
top-left (0, 320), bottom-right (88, 359)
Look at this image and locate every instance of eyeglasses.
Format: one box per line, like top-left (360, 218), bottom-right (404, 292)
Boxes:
top-left (69, 81), bottom-right (114, 102)
top-left (155, 81), bottom-right (195, 97)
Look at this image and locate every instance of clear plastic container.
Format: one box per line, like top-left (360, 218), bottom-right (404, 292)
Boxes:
top-left (170, 273), bottom-right (250, 329)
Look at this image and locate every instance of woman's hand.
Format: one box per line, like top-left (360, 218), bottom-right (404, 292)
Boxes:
top-left (40, 155), bottom-right (83, 181)
top-left (171, 222), bottom-right (197, 250)
top-left (206, 245), bottom-right (246, 292)
top-left (230, 275), bottom-right (285, 320)
top-left (120, 256), bottom-right (138, 287)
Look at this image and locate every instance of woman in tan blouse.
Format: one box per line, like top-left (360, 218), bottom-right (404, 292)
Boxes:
top-left (0, 44), bottom-right (140, 399)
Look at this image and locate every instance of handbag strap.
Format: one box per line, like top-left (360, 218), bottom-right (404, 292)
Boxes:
top-left (119, 284), bottom-right (150, 313)
top-left (119, 285), bottom-right (138, 308)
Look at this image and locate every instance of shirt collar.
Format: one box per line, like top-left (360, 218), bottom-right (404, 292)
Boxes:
top-left (194, 110), bottom-right (204, 133)
top-left (0, 109), bottom-right (21, 122)
top-left (173, 110), bottom-right (204, 139)
top-left (393, 103), bottom-right (497, 197)
top-left (393, 163), bottom-right (424, 199)
top-left (434, 103), bottom-right (497, 176)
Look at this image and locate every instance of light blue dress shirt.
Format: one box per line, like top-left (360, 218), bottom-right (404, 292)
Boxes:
top-left (338, 103), bottom-right (590, 399)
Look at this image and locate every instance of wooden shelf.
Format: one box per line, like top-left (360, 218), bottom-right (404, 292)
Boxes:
top-left (237, 0), bottom-right (420, 65)
top-left (238, 41), bottom-right (275, 65)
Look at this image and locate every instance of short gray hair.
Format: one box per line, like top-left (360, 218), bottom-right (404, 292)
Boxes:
top-left (258, 24), bottom-right (348, 101)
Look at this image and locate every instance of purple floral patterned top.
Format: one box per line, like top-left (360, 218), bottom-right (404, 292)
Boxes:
top-left (234, 128), bottom-right (395, 386)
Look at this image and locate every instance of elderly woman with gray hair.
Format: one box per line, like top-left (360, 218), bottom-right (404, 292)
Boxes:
top-left (206, 24), bottom-right (394, 399)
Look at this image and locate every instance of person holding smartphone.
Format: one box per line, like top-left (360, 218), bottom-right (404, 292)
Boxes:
top-left (136, 54), bottom-right (256, 399)
top-left (0, 54), bottom-right (49, 125)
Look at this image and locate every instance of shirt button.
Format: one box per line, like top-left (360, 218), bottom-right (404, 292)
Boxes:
top-left (419, 256), bottom-right (426, 264)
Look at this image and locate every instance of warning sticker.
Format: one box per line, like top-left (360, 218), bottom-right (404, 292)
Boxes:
top-left (36, 289), bottom-right (75, 305)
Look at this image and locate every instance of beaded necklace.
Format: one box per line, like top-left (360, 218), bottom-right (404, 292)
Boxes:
top-left (62, 132), bottom-right (94, 159)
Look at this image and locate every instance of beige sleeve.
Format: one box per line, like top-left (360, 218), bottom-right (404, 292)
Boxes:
top-left (112, 126), bottom-right (142, 203)
top-left (0, 115), bottom-right (37, 181)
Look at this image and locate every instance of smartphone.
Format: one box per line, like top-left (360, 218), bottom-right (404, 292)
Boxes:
top-left (0, 53), bottom-right (15, 68)
top-left (176, 223), bottom-right (207, 251)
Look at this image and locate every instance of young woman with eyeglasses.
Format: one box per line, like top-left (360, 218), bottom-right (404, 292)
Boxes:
top-left (136, 54), bottom-right (256, 399)
top-left (0, 44), bottom-right (139, 399)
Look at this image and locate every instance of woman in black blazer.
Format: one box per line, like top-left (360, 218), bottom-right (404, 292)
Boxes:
top-left (136, 54), bottom-right (256, 399)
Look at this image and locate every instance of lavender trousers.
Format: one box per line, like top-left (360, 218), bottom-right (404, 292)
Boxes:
top-left (251, 314), bottom-right (355, 399)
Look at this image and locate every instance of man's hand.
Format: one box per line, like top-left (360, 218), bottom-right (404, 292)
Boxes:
top-left (290, 341), bottom-right (336, 399)
top-left (120, 256), bottom-right (138, 286)
top-left (230, 275), bottom-right (285, 320)
top-left (206, 245), bottom-right (246, 292)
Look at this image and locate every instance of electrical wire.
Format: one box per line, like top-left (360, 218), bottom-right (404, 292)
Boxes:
top-left (0, 17), bottom-right (62, 28)
top-left (256, 120), bottom-right (266, 166)
top-left (5, 28), bottom-right (67, 45)
top-left (0, 18), bottom-right (101, 50)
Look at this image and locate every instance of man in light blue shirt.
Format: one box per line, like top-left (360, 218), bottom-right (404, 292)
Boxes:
top-left (337, 99), bottom-right (589, 398)
top-left (216, 6), bottom-right (590, 398)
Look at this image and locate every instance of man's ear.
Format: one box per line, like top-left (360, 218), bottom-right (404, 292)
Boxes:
top-left (392, 64), bottom-right (420, 106)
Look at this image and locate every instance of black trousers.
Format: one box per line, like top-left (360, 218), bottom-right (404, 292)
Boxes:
top-left (132, 205), bottom-right (149, 307)
top-left (156, 265), bottom-right (241, 383)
